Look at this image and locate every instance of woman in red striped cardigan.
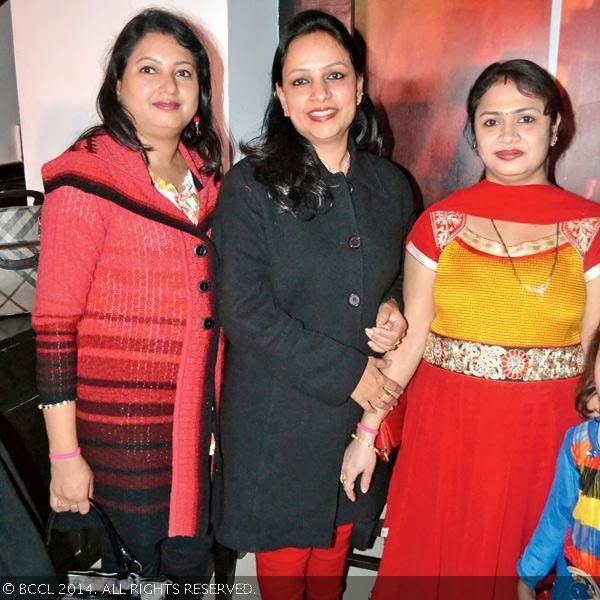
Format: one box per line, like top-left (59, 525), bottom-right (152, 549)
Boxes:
top-left (32, 9), bottom-right (225, 580)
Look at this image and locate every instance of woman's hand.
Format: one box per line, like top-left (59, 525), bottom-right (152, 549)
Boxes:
top-left (365, 299), bottom-right (407, 353)
top-left (50, 456), bottom-right (94, 514)
top-left (516, 580), bottom-right (536, 600)
top-left (42, 402), bottom-right (93, 514)
top-left (351, 356), bottom-right (403, 412)
top-left (340, 436), bottom-right (377, 502)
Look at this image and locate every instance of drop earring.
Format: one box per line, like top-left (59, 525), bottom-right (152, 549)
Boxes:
top-left (550, 134), bottom-right (558, 147)
top-left (193, 116), bottom-right (201, 136)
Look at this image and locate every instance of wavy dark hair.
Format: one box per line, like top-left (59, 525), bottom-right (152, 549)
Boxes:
top-left (464, 59), bottom-right (566, 153)
top-left (243, 10), bottom-right (383, 220)
top-left (79, 8), bottom-right (221, 176)
top-left (576, 327), bottom-right (600, 418)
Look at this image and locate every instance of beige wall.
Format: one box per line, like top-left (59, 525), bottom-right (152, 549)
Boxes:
top-left (10, 0), bottom-right (228, 191)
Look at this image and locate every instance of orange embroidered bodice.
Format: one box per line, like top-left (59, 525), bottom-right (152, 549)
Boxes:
top-left (407, 209), bottom-right (600, 348)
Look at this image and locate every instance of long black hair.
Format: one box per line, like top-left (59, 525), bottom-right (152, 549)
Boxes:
top-left (243, 10), bottom-right (383, 220)
top-left (80, 8), bottom-right (221, 177)
top-left (464, 59), bottom-right (566, 152)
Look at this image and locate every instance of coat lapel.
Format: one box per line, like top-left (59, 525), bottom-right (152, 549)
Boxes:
top-left (43, 133), bottom-right (216, 241)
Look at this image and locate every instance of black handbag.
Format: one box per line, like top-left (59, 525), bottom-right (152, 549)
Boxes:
top-left (46, 500), bottom-right (169, 599)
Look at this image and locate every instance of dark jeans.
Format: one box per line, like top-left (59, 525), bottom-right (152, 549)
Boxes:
top-left (97, 525), bottom-right (213, 579)
top-left (159, 534), bottom-right (214, 579)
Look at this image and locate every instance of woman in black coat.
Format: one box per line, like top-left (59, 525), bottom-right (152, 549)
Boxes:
top-left (212, 10), bottom-right (414, 600)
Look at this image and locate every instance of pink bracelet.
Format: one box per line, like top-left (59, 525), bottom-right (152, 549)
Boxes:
top-left (49, 447), bottom-right (81, 461)
top-left (357, 422), bottom-right (379, 436)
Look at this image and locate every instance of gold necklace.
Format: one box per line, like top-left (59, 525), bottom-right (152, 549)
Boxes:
top-left (490, 220), bottom-right (560, 297)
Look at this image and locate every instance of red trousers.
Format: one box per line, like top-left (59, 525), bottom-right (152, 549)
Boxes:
top-left (255, 523), bottom-right (353, 600)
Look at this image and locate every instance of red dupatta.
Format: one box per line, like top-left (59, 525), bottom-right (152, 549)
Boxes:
top-left (377, 179), bottom-right (600, 454)
top-left (435, 179), bottom-right (600, 222)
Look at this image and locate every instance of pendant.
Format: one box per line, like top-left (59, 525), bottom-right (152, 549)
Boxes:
top-left (523, 280), bottom-right (550, 296)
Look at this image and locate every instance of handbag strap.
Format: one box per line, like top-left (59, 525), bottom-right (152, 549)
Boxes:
top-left (0, 254), bottom-right (39, 270)
top-left (0, 189), bottom-right (44, 208)
top-left (45, 499), bottom-right (142, 579)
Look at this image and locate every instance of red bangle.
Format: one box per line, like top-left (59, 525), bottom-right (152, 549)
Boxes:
top-left (357, 422), bottom-right (379, 436)
top-left (49, 447), bottom-right (81, 461)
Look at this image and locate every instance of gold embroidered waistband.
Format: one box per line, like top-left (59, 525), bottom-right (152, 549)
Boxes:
top-left (423, 333), bottom-right (585, 382)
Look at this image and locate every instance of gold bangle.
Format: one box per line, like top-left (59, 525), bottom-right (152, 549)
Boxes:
top-left (37, 399), bottom-right (76, 410)
top-left (351, 433), bottom-right (390, 463)
top-left (351, 433), bottom-right (378, 453)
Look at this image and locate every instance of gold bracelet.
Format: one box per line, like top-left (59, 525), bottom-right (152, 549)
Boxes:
top-left (37, 399), bottom-right (76, 410)
top-left (351, 433), bottom-right (378, 453)
top-left (351, 433), bottom-right (390, 462)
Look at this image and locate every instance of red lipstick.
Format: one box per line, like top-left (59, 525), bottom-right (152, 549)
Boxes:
top-left (153, 101), bottom-right (180, 110)
top-left (308, 107), bottom-right (337, 122)
top-left (495, 150), bottom-right (524, 160)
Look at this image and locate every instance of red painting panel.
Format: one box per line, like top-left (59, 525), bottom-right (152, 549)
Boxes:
top-left (556, 0), bottom-right (600, 201)
top-left (355, 0), bottom-right (551, 205)
top-left (283, 0), bottom-right (353, 30)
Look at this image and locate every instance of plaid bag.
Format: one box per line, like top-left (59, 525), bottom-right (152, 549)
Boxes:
top-left (0, 190), bottom-right (44, 316)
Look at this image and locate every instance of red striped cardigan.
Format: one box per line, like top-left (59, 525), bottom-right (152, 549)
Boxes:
top-left (32, 132), bottom-right (224, 538)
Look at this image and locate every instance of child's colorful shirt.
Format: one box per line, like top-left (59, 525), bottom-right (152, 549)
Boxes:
top-left (518, 419), bottom-right (600, 587)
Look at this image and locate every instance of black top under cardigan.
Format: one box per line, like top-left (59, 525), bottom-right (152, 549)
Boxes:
top-left (212, 147), bottom-right (415, 552)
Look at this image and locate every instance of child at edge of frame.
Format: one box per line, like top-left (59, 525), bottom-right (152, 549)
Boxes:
top-left (518, 326), bottom-right (600, 599)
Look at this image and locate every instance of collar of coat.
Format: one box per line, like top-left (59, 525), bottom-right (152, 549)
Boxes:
top-left (42, 131), bottom-right (219, 242)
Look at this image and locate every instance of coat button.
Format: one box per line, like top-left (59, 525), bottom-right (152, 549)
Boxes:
top-left (347, 182), bottom-right (354, 193)
top-left (348, 293), bottom-right (361, 307)
top-left (347, 235), bottom-right (361, 249)
top-left (202, 317), bottom-right (214, 329)
top-left (198, 280), bottom-right (210, 292)
top-left (194, 244), bottom-right (207, 257)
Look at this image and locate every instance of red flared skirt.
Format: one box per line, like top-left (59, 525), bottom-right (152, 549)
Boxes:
top-left (372, 360), bottom-right (581, 599)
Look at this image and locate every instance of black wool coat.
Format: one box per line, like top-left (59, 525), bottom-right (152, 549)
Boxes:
top-left (212, 148), bottom-right (415, 552)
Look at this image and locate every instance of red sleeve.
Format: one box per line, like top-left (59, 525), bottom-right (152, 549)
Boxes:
top-left (584, 220), bottom-right (600, 281)
top-left (32, 186), bottom-right (107, 404)
top-left (406, 208), bottom-right (466, 271)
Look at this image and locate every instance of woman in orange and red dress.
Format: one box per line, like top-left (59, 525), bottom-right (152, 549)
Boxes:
top-left (340, 59), bottom-right (600, 599)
